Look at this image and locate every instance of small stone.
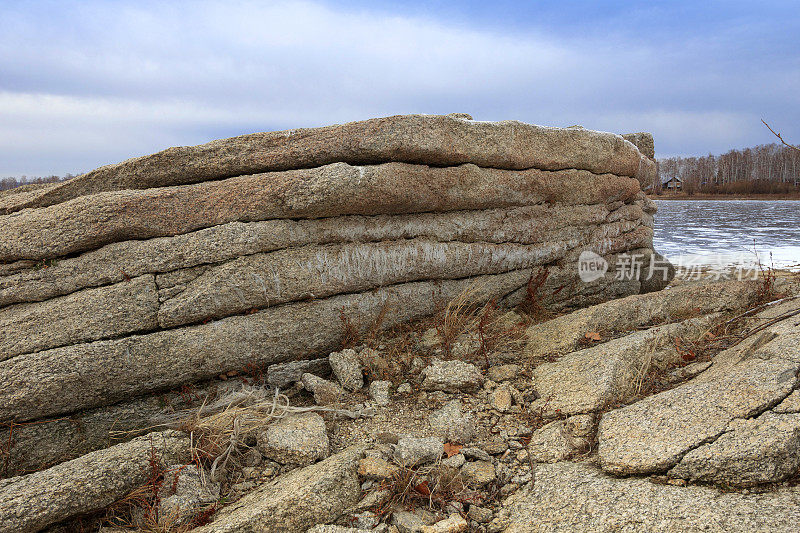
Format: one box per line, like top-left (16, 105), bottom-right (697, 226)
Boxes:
top-left (393, 510), bottom-right (430, 533)
top-left (461, 447), bottom-right (491, 462)
top-left (483, 440), bottom-right (508, 455)
top-left (527, 420), bottom-right (573, 464)
top-left (394, 436), bottom-right (444, 466)
top-left (377, 432), bottom-right (400, 444)
top-left (240, 447), bottom-right (263, 467)
top-left (301, 373), bottom-right (345, 405)
top-left (421, 360), bottom-right (484, 392)
top-left (441, 453), bottom-right (466, 469)
top-left (468, 505), bottom-right (493, 523)
top-left (158, 464), bottom-right (220, 524)
top-left (267, 358), bottom-right (330, 388)
top-left (420, 514), bottom-right (469, 533)
top-left (329, 348), bottom-right (364, 391)
top-left (461, 460), bottom-right (496, 487)
top-left (428, 400), bottom-right (476, 444)
top-left (397, 382), bottom-right (412, 394)
top-left (486, 365), bottom-right (521, 383)
top-left (256, 412), bottom-right (330, 465)
top-left (565, 414), bottom-right (597, 438)
top-left (358, 457), bottom-right (400, 480)
top-left (370, 380), bottom-right (391, 406)
top-left (489, 385), bottom-right (513, 412)
top-left (419, 328), bottom-right (441, 350)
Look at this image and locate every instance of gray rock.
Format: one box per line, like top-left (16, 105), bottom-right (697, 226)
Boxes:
top-left (460, 461), bottom-right (496, 487)
top-left (329, 349), bottom-right (364, 392)
top-left (193, 445), bottom-right (364, 533)
top-left (428, 400), bottom-right (477, 444)
top-left (775, 389), bottom-right (800, 413)
top-left (490, 385), bottom-right (514, 412)
top-left (668, 411), bottom-right (800, 486)
top-left (267, 358), bottom-right (330, 388)
top-left (502, 461), bottom-right (800, 532)
top-left (421, 360), bottom-right (485, 393)
top-left (527, 421), bottom-right (573, 463)
top-left (0, 202), bottom-right (636, 310)
top-left (1, 271), bottom-right (530, 423)
top-left (0, 430), bottom-right (190, 533)
top-left (598, 331), bottom-right (800, 475)
top-left (0, 162), bottom-right (642, 264)
top-left (257, 412), bottom-right (330, 465)
top-left (0, 114), bottom-right (647, 216)
top-left (392, 510), bottom-right (430, 533)
top-left (524, 280), bottom-right (761, 358)
top-left (0, 274), bottom-right (159, 361)
top-left (159, 464), bottom-right (220, 524)
top-left (357, 457), bottom-right (400, 480)
top-left (461, 447), bottom-right (491, 462)
top-left (369, 380), bottom-right (391, 406)
top-left (531, 314), bottom-right (719, 416)
top-left (394, 437), bottom-right (444, 466)
top-left (486, 364), bottom-right (521, 383)
top-left (302, 373), bottom-right (346, 406)
top-left (622, 132), bottom-right (655, 160)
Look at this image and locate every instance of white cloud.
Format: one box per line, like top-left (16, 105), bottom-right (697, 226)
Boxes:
top-left (0, 0), bottom-right (797, 175)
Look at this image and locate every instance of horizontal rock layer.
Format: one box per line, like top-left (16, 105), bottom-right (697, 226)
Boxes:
top-left (502, 462), bottom-right (800, 532)
top-left (0, 113), bottom-right (654, 214)
top-left (0, 115), bottom-right (666, 493)
top-left (0, 162), bottom-right (641, 263)
top-left (0, 430), bottom-right (190, 533)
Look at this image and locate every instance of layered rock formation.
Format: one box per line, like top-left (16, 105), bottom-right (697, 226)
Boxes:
top-left (0, 113), bottom-right (665, 481)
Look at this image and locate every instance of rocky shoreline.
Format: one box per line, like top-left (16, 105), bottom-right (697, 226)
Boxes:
top-left (2, 114), bottom-right (798, 532)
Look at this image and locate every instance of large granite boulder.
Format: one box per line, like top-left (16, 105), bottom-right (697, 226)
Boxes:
top-left (0, 114), bottom-right (665, 476)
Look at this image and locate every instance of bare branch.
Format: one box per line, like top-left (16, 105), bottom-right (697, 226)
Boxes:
top-left (762, 119), bottom-right (800, 153)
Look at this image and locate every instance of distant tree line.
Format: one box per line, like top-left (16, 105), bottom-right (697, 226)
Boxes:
top-left (657, 143), bottom-right (800, 195)
top-left (0, 174), bottom-right (76, 192)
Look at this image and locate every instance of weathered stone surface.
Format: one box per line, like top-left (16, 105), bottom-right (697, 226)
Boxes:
top-left (638, 250), bottom-right (675, 294)
top-left (486, 364), bottom-right (521, 383)
top-left (301, 373), bottom-right (346, 406)
top-left (598, 331), bottom-right (800, 475)
top-left (329, 349), bottom-right (364, 392)
top-left (775, 389), bottom-right (800, 413)
top-left (156, 239), bottom-right (570, 329)
top-left (0, 114), bottom-right (648, 215)
top-left (257, 413), bottom-right (330, 466)
top-left (421, 514), bottom-right (469, 533)
top-left (1, 272), bottom-right (529, 422)
top-left (502, 461), bottom-right (800, 532)
top-left (489, 384), bottom-right (514, 412)
top-left (159, 464), bottom-right (220, 524)
top-left (193, 445), bottom-right (364, 533)
top-left (526, 421), bottom-right (573, 463)
top-left (428, 400), bottom-right (476, 444)
top-left (525, 280), bottom-right (761, 358)
top-left (460, 461), bottom-right (496, 487)
top-left (531, 315), bottom-right (718, 416)
top-left (394, 437), bottom-right (444, 466)
top-left (369, 380), bottom-right (391, 406)
top-left (421, 360), bottom-right (485, 393)
top-left (267, 358), bottom-right (330, 388)
top-left (622, 132), bottom-right (655, 160)
top-left (0, 162), bottom-right (641, 263)
top-left (1, 377), bottom-right (243, 478)
top-left (0, 275), bottom-right (158, 361)
top-left (0, 203), bottom-right (642, 309)
top-left (668, 411), bottom-right (800, 486)
top-left (358, 457), bottom-right (400, 480)
top-left (0, 430), bottom-right (190, 533)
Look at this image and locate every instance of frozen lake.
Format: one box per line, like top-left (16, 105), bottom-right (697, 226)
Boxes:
top-left (653, 199), bottom-right (800, 271)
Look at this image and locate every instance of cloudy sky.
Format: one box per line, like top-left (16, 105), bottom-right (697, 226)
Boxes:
top-left (1, 0), bottom-right (798, 176)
